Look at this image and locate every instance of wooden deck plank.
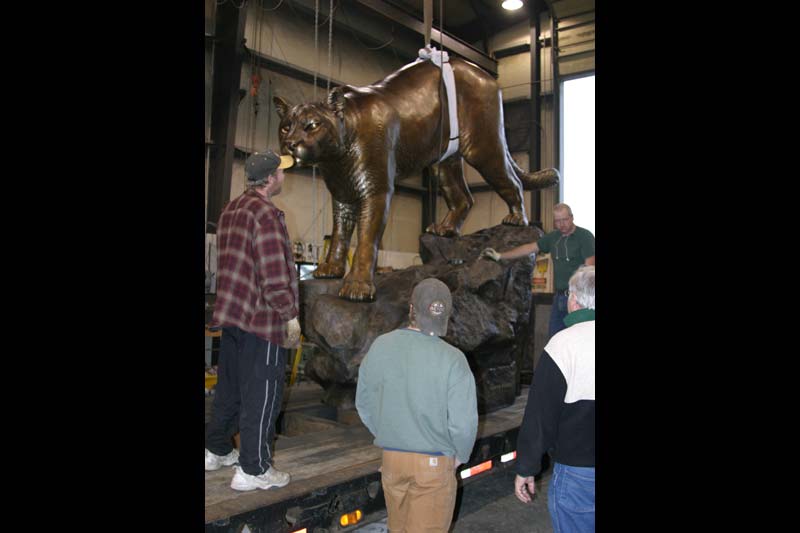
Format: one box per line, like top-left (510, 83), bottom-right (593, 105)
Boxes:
top-left (273, 424), bottom-right (372, 451)
top-left (477, 400), bottom-right (528, 436)
top-left (280, 382), bottom-right (327, 410)
top-left (205, 442), bottom-right (382, 522)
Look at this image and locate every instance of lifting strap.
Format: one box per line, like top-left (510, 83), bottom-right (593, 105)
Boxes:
top-left (417, 45), bottom-right (459, 162)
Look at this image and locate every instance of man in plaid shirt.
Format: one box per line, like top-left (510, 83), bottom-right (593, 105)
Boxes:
top-left (205, 149), bottom-right (301, 492)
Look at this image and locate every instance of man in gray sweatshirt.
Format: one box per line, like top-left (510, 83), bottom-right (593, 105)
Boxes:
top-left (356, 278), bottom-right (478, 533)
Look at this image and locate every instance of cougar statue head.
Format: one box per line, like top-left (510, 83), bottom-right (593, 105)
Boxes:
top-left (274, 88), bottom-right (349, 167)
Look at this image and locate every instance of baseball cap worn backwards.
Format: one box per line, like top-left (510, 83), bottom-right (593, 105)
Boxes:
top-left (245, 149), bottom-right (294, 185)
top-left (411, 278), bottom-right (453, 337)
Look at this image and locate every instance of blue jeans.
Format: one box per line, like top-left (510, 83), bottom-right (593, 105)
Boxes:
top-left (549, 292), bottom-right (569, 338)
top-left (548, 462), bottom-right (595, 533)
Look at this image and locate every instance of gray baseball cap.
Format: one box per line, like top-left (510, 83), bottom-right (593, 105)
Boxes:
top-left (245, 149), bottom-right (294, 185)
top-left (411, 278), bottom-right (453, 337)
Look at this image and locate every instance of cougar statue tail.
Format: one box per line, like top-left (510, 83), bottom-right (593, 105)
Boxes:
top-left (514, 160), bottom-right (561, 190)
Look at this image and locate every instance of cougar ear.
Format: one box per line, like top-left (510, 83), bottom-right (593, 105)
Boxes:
top-left (273, 96), bottom-right (291, 118)
top-left (327, 85), bottom-right (349, 118)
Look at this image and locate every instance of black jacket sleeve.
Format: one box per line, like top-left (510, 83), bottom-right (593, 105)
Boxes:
top-left (514, 350), bottom-right (567, 477)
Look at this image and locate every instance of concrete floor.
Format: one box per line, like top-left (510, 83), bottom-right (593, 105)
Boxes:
top-left (353, 464), bottom-right (553, 533)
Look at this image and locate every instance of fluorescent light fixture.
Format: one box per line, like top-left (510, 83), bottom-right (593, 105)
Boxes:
top-left (502, 0), bottom-right (523, 10)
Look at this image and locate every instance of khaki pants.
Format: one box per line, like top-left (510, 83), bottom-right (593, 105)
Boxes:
top-left (380, 450), bottom-right (457, 533)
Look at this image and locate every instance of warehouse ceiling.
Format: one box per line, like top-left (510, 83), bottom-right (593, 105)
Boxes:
top-left (377, 0), bottom-right (532, 47)
top-left (271, 1), bottom-right (542, 57)
top-left (208, 1), bottom-right (592, 57)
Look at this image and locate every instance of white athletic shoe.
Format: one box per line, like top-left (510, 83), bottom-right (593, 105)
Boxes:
top-left (230, 465), bottom-right (291, 491)
top-left (205, 448), bottom-right (239, 471)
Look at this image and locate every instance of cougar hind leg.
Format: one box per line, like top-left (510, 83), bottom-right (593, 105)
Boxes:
top-left (462, 145), bottom-right (528, 226)
top-left (424, 155), bottom-right (474, 237)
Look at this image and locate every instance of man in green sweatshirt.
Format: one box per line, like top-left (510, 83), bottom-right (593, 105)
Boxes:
top-left (481, 203), bottom-right (595, 339)
top-left (356, 278), bottom-right (478, 533)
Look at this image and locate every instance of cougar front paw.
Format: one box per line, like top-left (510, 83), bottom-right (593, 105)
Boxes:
top-left (313, 261), bottom-right (346, 279)
top-left (339, 274), bottom-right (376, 302)
top-left (425, 222), bottom-right (460, 238)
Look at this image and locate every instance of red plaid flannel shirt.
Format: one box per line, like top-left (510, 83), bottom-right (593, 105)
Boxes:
top-left (210, 189), bottom-right (299, 345)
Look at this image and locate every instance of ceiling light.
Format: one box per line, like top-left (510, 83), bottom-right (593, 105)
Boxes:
top-left (502, 0), bottom-right (524, 10)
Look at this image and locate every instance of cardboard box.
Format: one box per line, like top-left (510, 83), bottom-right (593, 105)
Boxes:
top-left (532, 253), bottom-right (554, 294)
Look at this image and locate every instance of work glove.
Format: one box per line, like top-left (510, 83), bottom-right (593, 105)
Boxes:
top-left (286, 317), bottom-right (301, 347)
top-left (481, 247), bottom-right (501, 262)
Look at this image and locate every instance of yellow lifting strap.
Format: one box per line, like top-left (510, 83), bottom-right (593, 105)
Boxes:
top-left (289, 335), bottom-right (305, 386)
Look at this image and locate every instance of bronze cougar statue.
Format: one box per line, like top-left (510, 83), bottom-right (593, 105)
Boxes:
top-left (275, 56), bottom-right (558, 302)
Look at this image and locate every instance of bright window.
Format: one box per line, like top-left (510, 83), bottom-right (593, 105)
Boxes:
top-left (561, 75), bottom-right (595, 235)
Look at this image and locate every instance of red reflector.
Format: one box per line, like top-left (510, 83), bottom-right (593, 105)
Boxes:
top-left (470, 460), bottom-right (492, 476)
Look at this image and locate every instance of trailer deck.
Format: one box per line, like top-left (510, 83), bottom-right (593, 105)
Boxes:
top-left (205, 382), bottom-right (529, 530)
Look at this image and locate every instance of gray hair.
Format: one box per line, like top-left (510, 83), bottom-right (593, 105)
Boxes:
top-left (553, 203), bottom-right (573, 216)
top-left (568, 265), bottom-right (595, 310)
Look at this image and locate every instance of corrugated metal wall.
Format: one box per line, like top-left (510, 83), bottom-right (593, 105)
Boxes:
top-left (553, 0), bottom-right (595, 78)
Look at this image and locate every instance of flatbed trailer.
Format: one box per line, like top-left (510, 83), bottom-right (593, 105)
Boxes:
top-left (205, 382), bottom-right (528, 533)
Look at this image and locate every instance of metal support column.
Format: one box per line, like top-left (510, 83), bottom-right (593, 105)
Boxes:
top-left (530, 0), bottom-right (543, 225)
top-left (206, 1), bottom-right (247, 232)
top-left (550, 6), bottom-right (561, 201)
